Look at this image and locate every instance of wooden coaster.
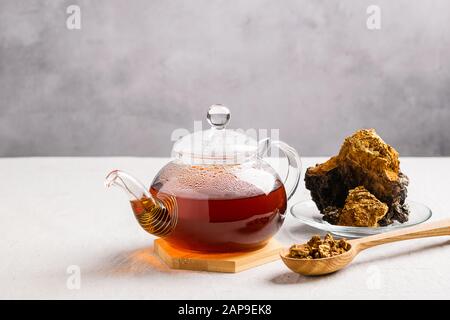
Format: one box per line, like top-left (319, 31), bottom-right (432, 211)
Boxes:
top-left (154, 238), bottom-right (283, 273)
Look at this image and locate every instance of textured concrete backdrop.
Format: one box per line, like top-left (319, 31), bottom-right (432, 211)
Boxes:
top-left (1, 0), bottom-right (450, 156)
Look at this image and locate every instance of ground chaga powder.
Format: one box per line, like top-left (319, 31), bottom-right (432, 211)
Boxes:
top-left (288, 233), bottom-right (351, 259)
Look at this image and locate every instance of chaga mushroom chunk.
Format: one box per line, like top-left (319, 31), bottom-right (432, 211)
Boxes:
top-left (305, 129), bottom-right (409, 226)
top-left (304, 156), bottom-right (348, 212)
top-left (338, 186), bottom-right (388, 227)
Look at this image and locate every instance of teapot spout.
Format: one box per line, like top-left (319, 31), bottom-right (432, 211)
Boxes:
top-left (105, 170), bottom-right (178, 237)
top-left (105, 170), bottom-right (151, 200)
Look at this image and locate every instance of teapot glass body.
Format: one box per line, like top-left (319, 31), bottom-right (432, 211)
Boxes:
top-left (143, 158), bottom-right (287, 252)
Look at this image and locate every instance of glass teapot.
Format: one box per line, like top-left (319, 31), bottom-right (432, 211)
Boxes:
top-left (105, 105), bottom-right (301, 252)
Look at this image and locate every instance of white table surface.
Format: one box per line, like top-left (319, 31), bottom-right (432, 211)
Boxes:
top-left (0, 157), bottom-right (449, 299)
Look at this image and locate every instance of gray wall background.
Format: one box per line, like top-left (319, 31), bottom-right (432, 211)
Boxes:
top-left (1, 0), bottom-right (449, 157)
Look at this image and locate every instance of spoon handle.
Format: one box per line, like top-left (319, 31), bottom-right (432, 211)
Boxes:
top-left (352, 218), bottom-right (450, 251)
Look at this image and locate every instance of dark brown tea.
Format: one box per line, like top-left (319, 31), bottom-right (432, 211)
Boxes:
top-left (131, 162), bottom-right (287, 252)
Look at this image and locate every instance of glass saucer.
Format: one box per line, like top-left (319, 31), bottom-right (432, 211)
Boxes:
top-left (290, 200), bottom-right (432, 238)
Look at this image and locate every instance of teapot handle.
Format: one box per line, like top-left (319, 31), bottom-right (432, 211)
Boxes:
top-left (259, 139), bottom-right (302, 200)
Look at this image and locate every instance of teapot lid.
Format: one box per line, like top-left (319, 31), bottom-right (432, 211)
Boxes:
top-left (172, 105), bottom-right (258, 164)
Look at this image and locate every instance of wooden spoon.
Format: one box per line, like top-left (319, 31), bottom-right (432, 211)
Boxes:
top-left (281, 218), bottom-right (450, 276)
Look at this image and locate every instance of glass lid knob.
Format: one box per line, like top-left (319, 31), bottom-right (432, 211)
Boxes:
top-left (207, 104), bottom-right (230, 129)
